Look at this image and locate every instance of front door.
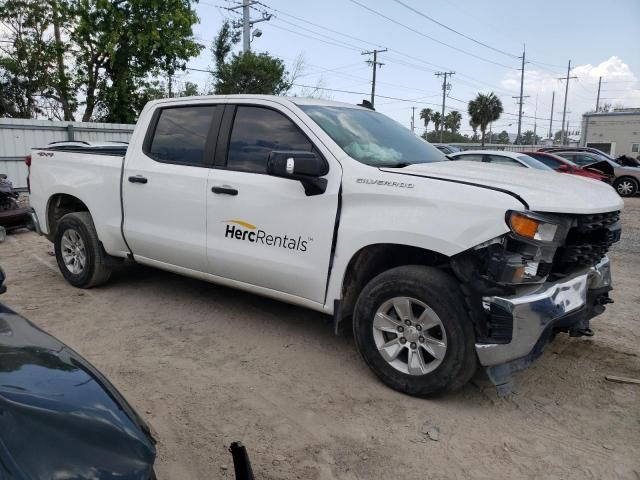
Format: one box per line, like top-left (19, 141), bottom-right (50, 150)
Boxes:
top-left (206, 103), bottom-right (341, 303)
top-left (123, 104), bottom-right (220, 271)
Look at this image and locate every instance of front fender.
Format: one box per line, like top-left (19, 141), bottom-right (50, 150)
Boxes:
top-left (325, 171), bottom-right (524, 310)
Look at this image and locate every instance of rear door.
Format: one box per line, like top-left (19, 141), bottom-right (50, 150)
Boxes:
top-left (123, 104), bottom-right (222, 271)
top-left (205, 102), bottom-right (341, 303)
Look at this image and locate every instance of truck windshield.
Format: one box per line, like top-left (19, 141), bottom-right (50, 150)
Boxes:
top-left (300, 105), bottom-right (447, 167)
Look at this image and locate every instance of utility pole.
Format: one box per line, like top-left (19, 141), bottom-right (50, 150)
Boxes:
top-left (362, 49), bottom-right (387, 108)
top-left (558, 60), bottom-right (577, 145)
top-left (242, 0), bottom-right (251, 52)
top-left (411, 106), bottom-right (416, 133)
top-left (548, 91), bottom-right (555, 139)
top-left (532, 94), bottom-right (538, 145)
top-left (435, 71), bottom-right (455, 143)
top-left (595, 76), bottom-right (602, 112)
top-left (225, 0), bottom-right (272, 53)
top-left (512, 49), bottom-right (529, 144)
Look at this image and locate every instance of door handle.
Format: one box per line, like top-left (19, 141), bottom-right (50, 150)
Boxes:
top-left (211, 185), bottom-right (238, 196)
top-left (128, 175), bottom-right (148, 184)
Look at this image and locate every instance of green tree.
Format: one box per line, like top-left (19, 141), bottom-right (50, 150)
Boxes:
top-left (180, 81), bottom-right (200, 97)
top-left (423, 130), bottom-right (470, 144)
top-left (0, 0), bottom-right (58, 118)
top-left (419, 107), bottom-right (433, 133)
top-left (495, 130), bottom-right (510, 144)
top-left (72, 0), bottom-right (202, 122)
top-left (211, 22), bottom-right (290, 95)
top-left (444, 110), bottom-right (462, 133)
top-left (214, 52), bottom-right (290, 95)
top-left (521, 130), bottom-right (541, 145)
top-left (431, 111), bottom-right (442, 132)
top-left (467, 92), bottom-right (503, 146)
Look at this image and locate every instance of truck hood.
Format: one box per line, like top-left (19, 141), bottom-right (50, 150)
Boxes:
top-left (381, 160), bottom-right (623, 214)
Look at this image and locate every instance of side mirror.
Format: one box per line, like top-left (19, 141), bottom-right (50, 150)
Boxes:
top-left (557, 164), bottom-right (570, 172)
top-left (267, 151), bottom-right (328, 196)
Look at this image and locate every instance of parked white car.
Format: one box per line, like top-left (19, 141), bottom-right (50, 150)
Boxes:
top-left (449, 150), bottom-right (553, 170)
top-left (28, 95), bottom-right (623, 396)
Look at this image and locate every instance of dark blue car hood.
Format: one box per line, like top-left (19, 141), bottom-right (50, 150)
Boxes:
top-left (0, 303), bottom-right (156, 479)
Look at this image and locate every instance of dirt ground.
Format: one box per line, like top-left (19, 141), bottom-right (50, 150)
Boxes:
top-left (1, 198), bottom-right (639, 480)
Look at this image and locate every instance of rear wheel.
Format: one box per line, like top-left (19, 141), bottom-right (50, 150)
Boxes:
top-left (54, 212), bottom-right (112, 288)
top-left (353, 265), bottom-right (476, 396)
top-left (613, 177), bottom-right (638, 197)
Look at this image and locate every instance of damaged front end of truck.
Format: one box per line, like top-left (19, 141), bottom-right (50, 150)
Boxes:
top-left (452, 210), bottom-right (622, 395)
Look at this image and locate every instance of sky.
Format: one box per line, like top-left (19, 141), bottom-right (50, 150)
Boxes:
top-left (177, 0), bottom-right (640, 138)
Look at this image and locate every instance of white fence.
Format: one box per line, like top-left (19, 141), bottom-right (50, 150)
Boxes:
top-left (0, 118), bottom-right (134, 189)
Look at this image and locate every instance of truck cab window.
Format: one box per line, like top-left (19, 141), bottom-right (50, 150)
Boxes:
top-left (147, 106), bottom-right (216, 166)
top-left (227, 106), bottom-right (313, 173)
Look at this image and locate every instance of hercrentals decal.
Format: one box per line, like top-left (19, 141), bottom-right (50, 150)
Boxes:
top-left (224, 220), bottom-right (308, 252)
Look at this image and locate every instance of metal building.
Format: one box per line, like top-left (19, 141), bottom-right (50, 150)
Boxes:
top-left (581, 109), bottom-right (640, 157)
top-left (0, 118), bottom-right (134, 189)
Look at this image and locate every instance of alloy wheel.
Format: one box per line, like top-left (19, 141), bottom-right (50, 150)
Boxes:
top-left (372, 296), bottom-right (447, 375)
top-left (61, 228), bottom-right (87, 275)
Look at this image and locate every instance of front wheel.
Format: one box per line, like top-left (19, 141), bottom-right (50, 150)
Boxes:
top-left (613, 177), bottom-right (638, 197)
top-left (353, 265), bottom-right (477, 396)
top-left (54, 212), bottom-right (112, 288)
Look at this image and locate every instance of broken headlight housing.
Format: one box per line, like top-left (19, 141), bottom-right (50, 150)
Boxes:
top-left (479, 211), bottom-right (571, 285)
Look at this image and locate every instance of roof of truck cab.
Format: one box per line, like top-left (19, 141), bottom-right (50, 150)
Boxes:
top-left (145, 94), bottom-right (368, 110)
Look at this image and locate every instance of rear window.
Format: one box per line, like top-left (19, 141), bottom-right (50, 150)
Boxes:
top-left (147, 106), bottom-right (217, 166)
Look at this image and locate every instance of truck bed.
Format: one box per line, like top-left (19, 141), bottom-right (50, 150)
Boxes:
top-left (29, 145), bottom-right (129, 257)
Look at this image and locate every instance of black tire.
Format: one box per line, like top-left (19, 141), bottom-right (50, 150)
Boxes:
top-left (613, 176), bottom-right (639, 197)
top-left (54, 212), bottom-right (112, 288)
top-left (353, 265), bottom-right (477, 396)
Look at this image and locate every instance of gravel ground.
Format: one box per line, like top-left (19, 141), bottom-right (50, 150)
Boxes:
top-left (0, 198), bottom-right (639, 480)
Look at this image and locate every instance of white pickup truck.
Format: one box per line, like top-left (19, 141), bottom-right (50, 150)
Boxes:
top-left (28, 95), bottom-right (623, 396)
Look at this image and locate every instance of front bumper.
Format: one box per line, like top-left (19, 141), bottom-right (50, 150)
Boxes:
top-left (475, 257), bottom-right (612, 389)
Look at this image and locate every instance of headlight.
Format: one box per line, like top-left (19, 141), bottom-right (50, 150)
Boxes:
top-left (507, 211), bottom-right (560, 243)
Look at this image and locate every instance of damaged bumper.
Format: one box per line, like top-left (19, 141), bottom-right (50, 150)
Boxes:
top-left (475, 256), bottom-right (612, 393)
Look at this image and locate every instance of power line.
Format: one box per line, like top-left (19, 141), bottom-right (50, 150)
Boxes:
top-left (291, 84), bottom-right (459, 108)
top-left (346, 0), bottom-right (518, 70)
top-left (390, 0), bottom-right (519, 59)
top-left (261, 2), bottom-right (384, 50)
top-left (254, 1), bottom-right (527, 97)
top-left (268, 23), bottom-right (361, 52)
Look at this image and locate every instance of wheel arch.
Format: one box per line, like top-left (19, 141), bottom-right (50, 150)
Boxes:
top-left (334, 243), bottom-right (451, 333)
top-left (46, 193), bottom-right (90, 240)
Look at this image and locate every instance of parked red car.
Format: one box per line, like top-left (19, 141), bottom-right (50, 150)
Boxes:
top-left (523, 151), bottom-right (611, 183)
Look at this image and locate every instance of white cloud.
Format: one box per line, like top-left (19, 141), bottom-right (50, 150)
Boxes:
top-left (498, 56), bottom-right (640, 136)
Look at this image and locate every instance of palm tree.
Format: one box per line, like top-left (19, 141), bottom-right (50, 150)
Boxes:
top-left (469, 118), bottom-right (479, 141)
top-left (419, 108), bottom-right (433, 133)
top-left (445, 111), bottom-right (462, 133)
top-left (432, 111), bottom-right (442, 132)
top-left (467, 92), bottom-right (503, 146)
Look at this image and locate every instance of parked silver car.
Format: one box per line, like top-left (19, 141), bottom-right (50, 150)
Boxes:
top-left (553, 151), bottom-right (640, 197)
top-left (448, 150), bottom-right (553, 170)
